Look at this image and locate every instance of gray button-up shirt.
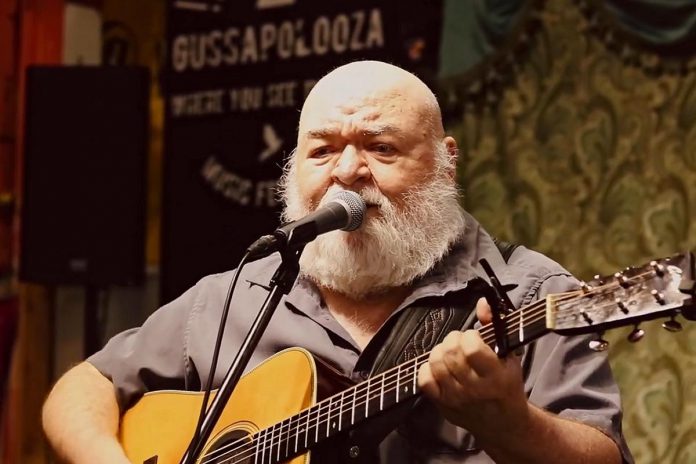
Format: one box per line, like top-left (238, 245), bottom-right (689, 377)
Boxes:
top-left (89, 212), bottom-right (633, 462)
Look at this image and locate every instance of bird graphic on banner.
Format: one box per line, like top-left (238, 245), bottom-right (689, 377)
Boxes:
top-left (258, 123), bottom-right (283, 162)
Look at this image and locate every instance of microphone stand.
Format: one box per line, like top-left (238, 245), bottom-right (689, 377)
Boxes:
top-left (180, 243), bottom-right (305, 464)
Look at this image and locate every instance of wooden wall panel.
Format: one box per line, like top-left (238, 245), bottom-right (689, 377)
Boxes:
top-left (3, 0), bottom-right (64, 463)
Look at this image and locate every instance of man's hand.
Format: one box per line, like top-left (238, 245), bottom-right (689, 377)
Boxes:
top-left (417, 297), bottom-right (530, 444)
top-left (417, 298), bottom-right (623, 464)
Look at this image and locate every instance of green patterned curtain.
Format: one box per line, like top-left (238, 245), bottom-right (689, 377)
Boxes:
top-left (440, 1), bottom-right (696, 462)
top-left (591, 0), bottom-right (696, 52)
top-left (439, 0), bottom-right (526, 77)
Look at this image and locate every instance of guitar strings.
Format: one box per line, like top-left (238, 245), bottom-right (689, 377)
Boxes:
top-left (199, 289), bottom-right (607, 463)
top-left (199, 271), bottom-right (660, 463)
top-left (201, 290), bottom-right (634, 464)
top-left (199, 288), bottom-right (623, 464)
top-left (200, 307), bottom-right (556, 464)
top-left (202, 311), bottom-right (558, 464)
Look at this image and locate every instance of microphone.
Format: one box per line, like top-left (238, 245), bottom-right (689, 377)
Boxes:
top-left (247, 190), bottom-right (366, 260)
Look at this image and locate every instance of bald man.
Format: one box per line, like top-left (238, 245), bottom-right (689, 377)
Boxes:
top-left (43, 61), bottom-right (632, 463)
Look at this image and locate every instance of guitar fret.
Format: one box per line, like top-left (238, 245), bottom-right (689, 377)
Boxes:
top-left (380, 372), bottom-right (385, 411)
top-left (326, 397), bottom-right (332, 438)
top-left (331, 395), bottom-right (340, 436)
top-left (396, 364), bottom-right (401, 402)
top-left (270, 422), bottom-right (277, 464)
top-left (351, 385), bottom-right (357, 425)
top-left (294, 410), bottom-right (304, 455)
top-left (254, 429), bottom-right (261, 464)
top-left (412, 358), bottom-right (418, 393)
top-left (276, 421), bottom-right (285, 461)
top-left (269, 425), bottom-right (274, 464)
top-left (365, 376), bottom-right (371, 417)
top-left (275, 421), bottom-right (284, 461)
top-left (324, 398), bottom-right (330, 438)
top-left (304, 407), bottom-right (310, 449)
top-left (284, 417), bottom-right (291, 460)
top-left (338, 390), bottom-right (344, 431)
top-left (314, 404), bottom-right (319, 444)
top-left (401, 364), bottom-right (411, 397)
top-left (260, 427), bottom-right (267, 464)
top-left (358, 382), bottom-right (369, 422)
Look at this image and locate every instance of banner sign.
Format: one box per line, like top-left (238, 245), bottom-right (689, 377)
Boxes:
top-left (162, 0), bottom-right (444, 302)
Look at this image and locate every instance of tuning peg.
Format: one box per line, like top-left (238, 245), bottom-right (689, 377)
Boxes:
top-left (580, 282), bottom-right (592, 293)
top-left (614, 272), bottom-right (630, 288)
top-left (589, 333), bottom-right (609, 352)
top-left (581, 311), bottom-right (594, 325)
top-left (615, 298), bottom-right (629, 314)
top-left (650, 289), bottom-right (665, 305)
top-left (627, 325), bottom-right (645, 343)
top-left (650, 260), bottom-right (665, 277)
top-left (662, 316), bottom-right (682, 332)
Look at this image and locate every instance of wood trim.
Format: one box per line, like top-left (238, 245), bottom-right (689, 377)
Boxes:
top-left (4, 0), bottom-right (64, 463)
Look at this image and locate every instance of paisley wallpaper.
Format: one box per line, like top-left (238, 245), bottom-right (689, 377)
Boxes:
top-left (450, 1), bottom-right (696, 462)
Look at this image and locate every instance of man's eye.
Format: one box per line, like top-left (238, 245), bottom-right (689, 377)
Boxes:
top-left (371, 143), bottom-right (395, 154)
top-left (311, 147), bottom-right (335, 158)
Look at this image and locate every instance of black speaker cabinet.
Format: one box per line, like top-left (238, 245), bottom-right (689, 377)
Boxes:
top-left (20, 66), bottom-right (149, 286)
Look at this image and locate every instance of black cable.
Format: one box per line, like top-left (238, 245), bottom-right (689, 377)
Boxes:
top-left (189, 251), bottom-right (251, 450)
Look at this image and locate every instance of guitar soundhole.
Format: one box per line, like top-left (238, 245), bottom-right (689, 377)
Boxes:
top-left (203, 429), bottom-right (253, 464)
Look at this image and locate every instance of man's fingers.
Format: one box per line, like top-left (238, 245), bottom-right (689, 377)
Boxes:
top-left (417, 362), bottom-right (441, 400)
top-left (476, 297), bottom-right (493, 325)
top-left (456, 330), bottom-right (499, 377)
top-left (421, 341), bottom-right (469, 404)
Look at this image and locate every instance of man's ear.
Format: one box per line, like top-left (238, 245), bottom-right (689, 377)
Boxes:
top-left (443, 136), bottom-right (459, 180)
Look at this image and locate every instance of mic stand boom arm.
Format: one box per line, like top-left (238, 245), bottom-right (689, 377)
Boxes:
top-left (180, 244), bottom-right (304, 464)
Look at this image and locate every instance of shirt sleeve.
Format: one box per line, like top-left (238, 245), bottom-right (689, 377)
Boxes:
top-left (86, 280), bottom-right (203, 412)
top-left (523, 273), bottom-right (634, 463)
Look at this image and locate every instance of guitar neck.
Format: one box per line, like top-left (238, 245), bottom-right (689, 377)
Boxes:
top-left (220, 298), bottom-right (553, 464)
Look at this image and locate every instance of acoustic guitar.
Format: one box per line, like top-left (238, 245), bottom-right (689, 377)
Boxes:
top-left (119, 253), bottom-right (695, 464)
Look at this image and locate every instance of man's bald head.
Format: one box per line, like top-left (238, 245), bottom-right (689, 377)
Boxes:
top-left (299, 60), bottom-right (444, 142)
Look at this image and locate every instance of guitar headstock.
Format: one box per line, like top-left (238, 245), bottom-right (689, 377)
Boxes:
top-left (546, 253), bottom-right (695, 346)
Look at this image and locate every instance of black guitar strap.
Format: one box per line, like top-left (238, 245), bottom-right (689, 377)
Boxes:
top-left (371, 238), bottom-right (519, 375)
top-left (369, 238), bottom-right (519, 375)
top-left (336, 240), bottom-right (519, 462)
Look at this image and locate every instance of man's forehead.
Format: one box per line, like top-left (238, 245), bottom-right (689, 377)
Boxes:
top-left (300, 95), bottom-right (416, 134)
top-left (303, 122), bottom-right (405, 139)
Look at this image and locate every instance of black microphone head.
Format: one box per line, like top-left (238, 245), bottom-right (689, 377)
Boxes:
top-left (331, 190), bottom-right (366, 231)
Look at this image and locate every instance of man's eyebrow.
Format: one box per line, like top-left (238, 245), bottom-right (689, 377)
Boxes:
top-left (361, 124), bottom-right (402, 136)
top-left (306, 128), bottom-right (336, 139)
top-left (305, 124), bottom-right (403, 139)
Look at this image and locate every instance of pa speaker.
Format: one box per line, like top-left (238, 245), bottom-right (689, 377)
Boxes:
top-left (20, 66), bottom-right (149, 286)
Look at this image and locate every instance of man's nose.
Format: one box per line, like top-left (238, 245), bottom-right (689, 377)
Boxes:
top-left (331, 146), bottom-right (371, 186)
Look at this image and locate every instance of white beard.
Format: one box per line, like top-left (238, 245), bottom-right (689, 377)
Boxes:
top-left (280, 162), bottom-right (465, 299)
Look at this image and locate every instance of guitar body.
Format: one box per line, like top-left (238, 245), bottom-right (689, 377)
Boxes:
top-left (120, 348), bottom-right (317, 464)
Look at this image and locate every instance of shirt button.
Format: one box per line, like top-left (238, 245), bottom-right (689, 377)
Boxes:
top-left (359, 371), bottom-right (369, 380)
